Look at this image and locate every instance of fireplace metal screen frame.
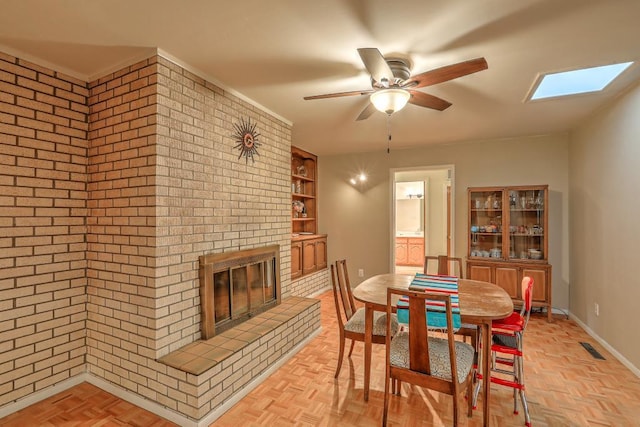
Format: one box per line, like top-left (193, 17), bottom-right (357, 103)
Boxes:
top-left (199, 245), bottom-right (281, 339)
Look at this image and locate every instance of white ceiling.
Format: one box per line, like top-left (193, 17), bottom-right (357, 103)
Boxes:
top-left (1, 0), bottom-right (640, 156)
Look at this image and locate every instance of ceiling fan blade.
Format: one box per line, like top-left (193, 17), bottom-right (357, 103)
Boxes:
top-left (304, 89), bottom-right (373, 100)
top-left (408, 91), bottom-right (452, 111)
top-left (357, 48), bottom-right (394, 83)
top-left (356, 103), bottom-right (377, 121)
top-left (403, 57), bottom-right (488, 89)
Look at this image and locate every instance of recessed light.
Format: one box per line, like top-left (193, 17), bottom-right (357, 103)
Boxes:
top-left (530, 61), bottom-right (633, 100)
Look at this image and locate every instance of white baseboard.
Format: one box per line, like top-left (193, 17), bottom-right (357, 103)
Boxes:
top-left (0, 374), bottom-right (85, 419)
top-left (85, 373), bottom-right (194, 426)
top-left (307, 286), bottom-right (331, 298)
top-left (569, 312), bottom-right (640, 378)
top-left (0, 327), bottom-right (322, 426)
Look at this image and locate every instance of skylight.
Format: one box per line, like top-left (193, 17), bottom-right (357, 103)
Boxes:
top-left (530, 62), bottom-right (633, 100)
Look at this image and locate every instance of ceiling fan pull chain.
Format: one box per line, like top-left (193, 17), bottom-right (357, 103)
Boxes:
top-left (387, 114), bottom-right (392, 154)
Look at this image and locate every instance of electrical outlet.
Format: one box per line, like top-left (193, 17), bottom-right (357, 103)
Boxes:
top-left (595, 303), bottom-right (599, 316)
top-left (358, 269), bottom-right (364, 278)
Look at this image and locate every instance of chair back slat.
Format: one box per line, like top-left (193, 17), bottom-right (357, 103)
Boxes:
top-left (437, 255), bottom-right (450, 276)
top-left (408, 295), bottom-right (430, 373)
top-left (335, 259), bottom-right (357, 319)
top-left (424, 255), bottom-right (464, 278)
top-left (329, 264), bottom-right (347, 329)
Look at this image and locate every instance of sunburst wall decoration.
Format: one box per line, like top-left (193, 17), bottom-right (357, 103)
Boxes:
top-left (232, 117), bottom-right (262, 163)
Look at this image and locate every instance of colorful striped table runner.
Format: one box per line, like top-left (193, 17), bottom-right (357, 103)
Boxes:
top-left (396, 273), bottom-right (461, 329)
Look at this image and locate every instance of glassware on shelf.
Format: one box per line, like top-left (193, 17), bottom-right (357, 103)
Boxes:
top-left (527, 195), bottom-right (535, 209)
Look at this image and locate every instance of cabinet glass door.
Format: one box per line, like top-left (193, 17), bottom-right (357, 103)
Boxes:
top-left (507, 188), bottom-right (545, 260)
top-left (469, 189), bottom-right (504, 259)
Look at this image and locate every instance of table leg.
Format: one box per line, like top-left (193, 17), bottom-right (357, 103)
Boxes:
top-left (363, 303), bottom-right (373, 401)
top-left (481, 321), bottom-right (491, 426)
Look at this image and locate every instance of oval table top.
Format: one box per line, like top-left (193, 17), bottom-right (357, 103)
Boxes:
top-left (352, 273), bottom-right (513, 322)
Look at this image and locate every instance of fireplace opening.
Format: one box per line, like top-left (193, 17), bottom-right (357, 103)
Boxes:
top-left (199, 245), bottom-right (281, 339)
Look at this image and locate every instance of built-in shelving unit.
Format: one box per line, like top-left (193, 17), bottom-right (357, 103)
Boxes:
top-left (291, 146), bottom-right (327, 279)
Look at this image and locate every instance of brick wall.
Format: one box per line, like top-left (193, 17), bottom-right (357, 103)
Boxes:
top-left (153, 57), bottom-right (293, 357)
top-left (1, 50), bottom-right (326, 422)
top-left (84, 55), bottom-right (300, 420)
top-left (84, 56), bottom-right (162, 396)
top-left (290, 268), bottom-right (330, 297)
top-left (0, 51), bottom-right (88, 407)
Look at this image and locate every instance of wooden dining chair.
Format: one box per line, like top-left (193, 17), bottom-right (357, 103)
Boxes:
top-left (424, 255), bottom-right (464, 278)
top-left (382, 288), bottom-right (474, 426)
top-left (330, 260), bottom-right (398, 378)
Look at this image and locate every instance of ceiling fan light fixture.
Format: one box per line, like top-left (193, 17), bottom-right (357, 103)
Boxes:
top-left (370, 89), bottom-right (410, 114)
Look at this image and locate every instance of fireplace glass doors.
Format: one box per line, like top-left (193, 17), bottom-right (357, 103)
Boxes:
top-left (200, 245), bottom-right (281, 339)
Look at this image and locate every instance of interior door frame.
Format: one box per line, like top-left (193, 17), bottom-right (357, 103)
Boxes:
top-left (390, 165), bottom-right (455, 273)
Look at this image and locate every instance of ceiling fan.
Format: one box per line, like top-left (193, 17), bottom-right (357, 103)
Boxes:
top-left (304, 48), bottom-right (488, 121)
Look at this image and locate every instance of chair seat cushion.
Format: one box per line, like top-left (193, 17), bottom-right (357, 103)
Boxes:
top-left (389, 332), bottom-right (474, 383)
top-left (345, 308), bottom-right (399, 336)
top-left (492, 312), bottom-right (524, 332)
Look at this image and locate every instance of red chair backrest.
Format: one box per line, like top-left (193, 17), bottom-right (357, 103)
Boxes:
top-left (521, 276), bottom-right (534, 327)
top-left (521, 276), bottom-right (533, 311)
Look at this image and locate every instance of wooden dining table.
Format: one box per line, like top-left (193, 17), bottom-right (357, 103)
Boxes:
top-left (352, 274), bottom-right (513, 427)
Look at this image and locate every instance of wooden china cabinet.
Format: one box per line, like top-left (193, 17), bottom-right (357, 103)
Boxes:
top-left (291, 146), bottom-right (327, 279)
top-left (466, 185), bottom-right (553, 321)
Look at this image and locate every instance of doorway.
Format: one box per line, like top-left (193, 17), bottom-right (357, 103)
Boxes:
top-left (391, 166), bottom-right (454, 274)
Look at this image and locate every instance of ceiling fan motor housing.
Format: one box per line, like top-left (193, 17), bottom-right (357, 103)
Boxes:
top-left (386, 58), bottom-right (411, 82)
top-left (371, 58), bottom-right (411, 88)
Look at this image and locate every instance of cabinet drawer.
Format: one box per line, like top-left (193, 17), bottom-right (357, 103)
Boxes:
top-left (468, 265), bottom-right (492, 283)
top-left (293, 236), bottom-right (328, 278)
top-left (522, 267), bottom-right (548, 302)
top-left (291, 241), bottom-right (302, 279)
top-left (302, 240), bottom-right (317, 274)
top-left (495, 267), bottom-right (519, 298)
top-left (467, 259), bottom-right (552, 321)
top-left (315, 238), bottom-right (327, 270)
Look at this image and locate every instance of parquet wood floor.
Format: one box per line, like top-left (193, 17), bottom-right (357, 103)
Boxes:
top-left (2, 290), bottom-right (640, 426)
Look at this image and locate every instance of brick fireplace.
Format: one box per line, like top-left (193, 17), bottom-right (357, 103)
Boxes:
top-left (0, 49), bottom-right (328, 426)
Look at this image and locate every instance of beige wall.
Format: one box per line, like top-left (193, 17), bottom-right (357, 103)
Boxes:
top-left (570, 82), bottom-right (640, 369)
top-left (319, 134), bottom-right (570, 310)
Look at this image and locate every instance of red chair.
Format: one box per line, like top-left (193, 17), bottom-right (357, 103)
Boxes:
top-left (474, 276), bottom-right (534, 426)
